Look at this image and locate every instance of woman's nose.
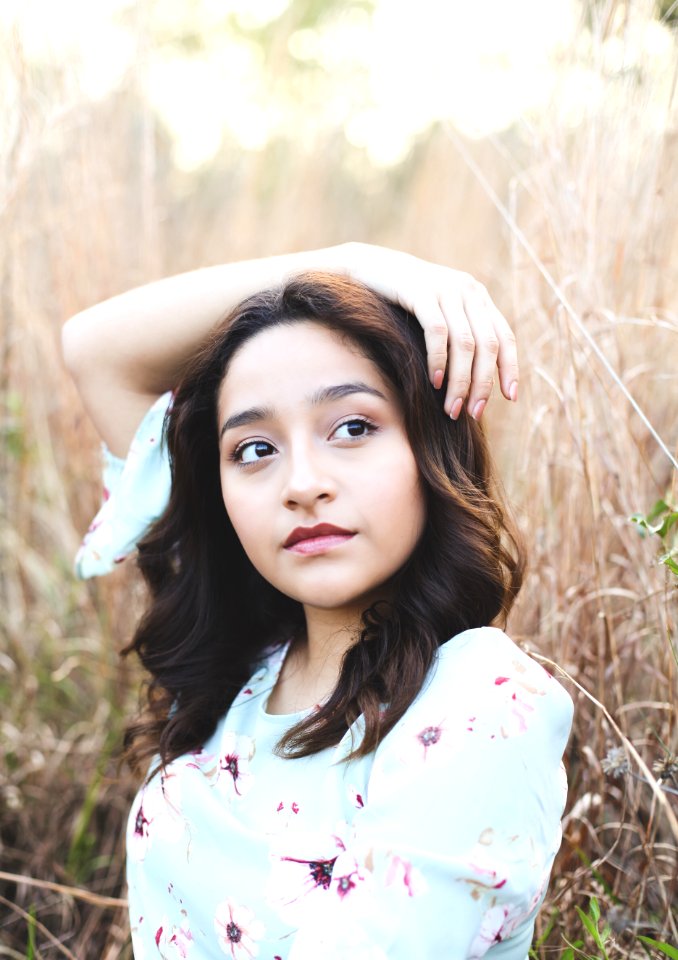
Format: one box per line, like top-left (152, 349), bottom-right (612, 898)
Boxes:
top-left (281, 443), bottom-right (336, 509)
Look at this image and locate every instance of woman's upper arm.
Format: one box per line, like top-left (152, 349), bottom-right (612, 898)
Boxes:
top-left (62, 313), bottom-right (164, 457)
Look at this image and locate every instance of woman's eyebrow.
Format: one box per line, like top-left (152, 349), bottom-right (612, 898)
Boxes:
top-left (219, 380), bottom-right (387, 439)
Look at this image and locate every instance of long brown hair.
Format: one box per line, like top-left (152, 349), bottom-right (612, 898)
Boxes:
top-left (123, 273), bottom-right (525, 774)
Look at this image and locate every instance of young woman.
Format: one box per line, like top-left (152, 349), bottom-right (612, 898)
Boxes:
top-left (63, 244), bottom-right (572, 960)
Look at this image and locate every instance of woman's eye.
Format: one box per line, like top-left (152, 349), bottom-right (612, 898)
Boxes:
top-left (333, 418), bottom-right (375, 440)
top-left (234, 440), bottom-right (275, 464)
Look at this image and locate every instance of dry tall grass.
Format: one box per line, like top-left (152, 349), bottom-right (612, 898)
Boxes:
top-left (1, 2), bottom-right (677, 957)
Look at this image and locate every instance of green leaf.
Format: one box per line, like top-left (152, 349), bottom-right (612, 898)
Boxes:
top-left (647, 499), bottom-right (671, 523)
top-left (656, 512), bottom-right (678, 538)
top-left (630, 501), bottom-right (678, 539)
top-left (589, 898), bottom-right (601, 924)
top-left (637, 936), bottom-right (678, 959)
top-left (659, 551), bottom-right (678, 576)
top-left (576, 906), bottom-right (600, 941)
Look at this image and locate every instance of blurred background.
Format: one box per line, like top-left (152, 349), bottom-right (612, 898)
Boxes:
top-left (1, 0), bottom-right (677, 956)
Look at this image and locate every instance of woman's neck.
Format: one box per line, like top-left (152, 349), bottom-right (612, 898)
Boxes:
top-left (265, 606), bottom-right (362, 715)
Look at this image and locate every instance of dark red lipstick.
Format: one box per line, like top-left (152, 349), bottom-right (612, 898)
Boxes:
top-left (283, 523), bottom-right (355, 555)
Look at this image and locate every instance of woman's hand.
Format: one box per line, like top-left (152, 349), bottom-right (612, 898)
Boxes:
top-left (340, 242), bottom-right (518, 421)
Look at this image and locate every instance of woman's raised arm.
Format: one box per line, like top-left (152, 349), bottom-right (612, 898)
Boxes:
top-left (61, 243), bottom-right (518, 457)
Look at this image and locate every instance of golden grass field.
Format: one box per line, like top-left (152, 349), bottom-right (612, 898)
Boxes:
top-left (1, 1), bottom-right (677, 956)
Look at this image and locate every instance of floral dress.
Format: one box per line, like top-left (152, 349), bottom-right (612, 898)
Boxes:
top-left (77, 395), bottom-right (574, 960)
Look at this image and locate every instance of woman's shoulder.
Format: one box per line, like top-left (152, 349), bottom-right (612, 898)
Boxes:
top-left (398, 626), bottom-right (574, 749)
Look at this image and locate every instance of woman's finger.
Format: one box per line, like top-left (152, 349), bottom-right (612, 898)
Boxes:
top-left (410, 291), bottom-right (450, 389)
top-left (462, 282), bottom-right (518, 418)
top-left (492, 305), bottom-right (519, 402)
top-left (459, 284), bottom-right (500, 420)
top-left (437, 288), bottom-right (476, 418)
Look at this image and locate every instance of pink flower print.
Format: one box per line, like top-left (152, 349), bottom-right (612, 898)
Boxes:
top-left (348, 786), bottom-right (365, 809)
top-left (459, 829), bottom-right (509, 901)
top-left (468, 903), bottom-right (523, 959)
top-left (411, 719), bottom-right (447, 761)
top-left (185, 748), bottom-right (218, 781)
top-left (267, 798), bottom-right (303, 834)
top-left (216, 732), bottom-right (255, 798)
top-left (286, 854), bottom-right (337, 891)
top-left (492, 664), bottom-right (546, 738)
top-left (393, 715), bottom-right (454, 767)
top-left (128, 773), bottom-right (186, 862)
top-left (155, 921), bottom-right (194, 959)
top-left (329, 846), bottom-right (370, 904)
top-left (504, 690), bottom-right (535, 736)
top-left (188, 735), bottom-right (255, 797)
top-left (267, 827), bottom-right (355, 923)
top-left (333, 870), bottom-right (357, 899)
top-left (385, 855), bottom-right (426, 898)
top-left (418, 724), bottom-right (442, 750)
top-left (128, 793), bottom-right (154, 862)
top-left (214, 899), bottom-right (265, 959)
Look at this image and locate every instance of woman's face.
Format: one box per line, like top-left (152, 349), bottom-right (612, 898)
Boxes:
top-left (217, 321), bottom-right (426, 619)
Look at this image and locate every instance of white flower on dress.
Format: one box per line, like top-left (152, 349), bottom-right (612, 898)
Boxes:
top-left (384, 855), bottom-right (427, 898)
top-left (128, 791), bottom-right (154, 862)
top-left (217, 732), bottom-right (256, 797)
top-left (186, 734), bottom-right (256, 799)
top-left (458, 828), bottom-right (511, 902)
top-left (395, 716), bottom-right (453, 767)
top-left (128, 770), bottom-right (187, 862)
top-left (267, 823), bottom-right (370, 925)
top-left (468, 902), bottom-right (524, 959)
top-left (154, 920), bottom-right (194, 958)
top-left (214, 898), bottom-right (265, 959)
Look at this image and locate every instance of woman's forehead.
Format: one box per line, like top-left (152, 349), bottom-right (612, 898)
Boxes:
top-left (218, 322), bottom-right (393, 414)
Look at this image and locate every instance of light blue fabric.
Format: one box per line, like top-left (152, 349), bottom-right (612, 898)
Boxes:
top-left (78, 397), bottom-right (574, 958)
top-left (75, 392), bottom-right (173, 578)
top-left (126, 629), bottom-right (573, 960)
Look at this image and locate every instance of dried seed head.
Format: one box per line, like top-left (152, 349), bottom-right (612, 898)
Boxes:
top-left (652, 754), bottom-right (678, 783)
top-left (601, 746), bottom-right (630, 778)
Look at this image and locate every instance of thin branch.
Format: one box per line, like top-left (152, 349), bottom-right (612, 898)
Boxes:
top-left (0, 870), bottom-right (127, 909)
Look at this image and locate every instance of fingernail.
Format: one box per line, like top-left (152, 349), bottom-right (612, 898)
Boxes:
top-left (433, 369), bottom-right (444, 390)
top-left (450, 397), bottom-right (464, 421)
top-left (509, 381), bottom-right (518, 402)
top-left (471, 399), bottom-right (486, 421)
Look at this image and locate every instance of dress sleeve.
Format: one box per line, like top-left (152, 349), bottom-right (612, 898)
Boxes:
top-left (75, 392), bottom-right (173, 579)
top-left (289, 628), bottom-right (574, 960)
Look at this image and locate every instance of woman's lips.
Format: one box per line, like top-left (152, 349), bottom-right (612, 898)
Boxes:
top-left (283, 523), bottom-right (355, 555)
